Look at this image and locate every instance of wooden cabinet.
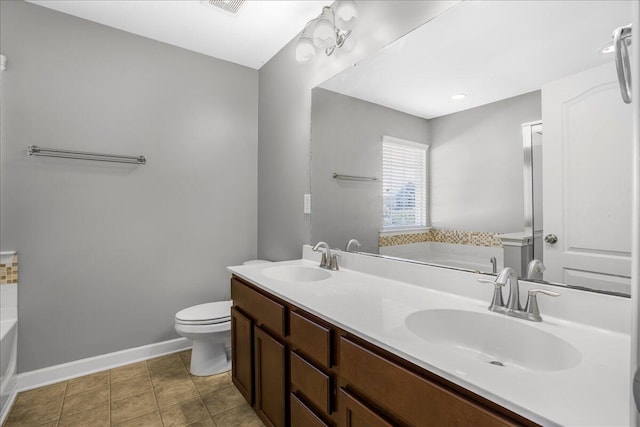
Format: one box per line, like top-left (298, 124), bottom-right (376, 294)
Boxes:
top-left (290, 351), bottom-right (331, 414)
top-left (231, 277), bottom-right (285, 336)
top-left (339, 389), bottom-right (394, 427)
top-left (230, 275), bottom-right (536, 427)
top-left (289, 310), bottom-right (332, 368)
top-left (254, 326), bottom-right (287, 427)
top-left (231, 279), bottom-right (288, 427)
top-left (340, 338), bottom-right (515, 427)
top-left (289, 309), bottom-right (335, 422)
top-left (231, 307), bottom-right (253, 404)
top-left (291, 393), bottom-right (330, 427)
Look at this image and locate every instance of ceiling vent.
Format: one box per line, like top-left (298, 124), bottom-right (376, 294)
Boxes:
top-left (208, 0), bottom-right (245, 14)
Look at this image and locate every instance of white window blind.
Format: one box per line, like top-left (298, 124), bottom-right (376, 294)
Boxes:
top-left (382, 136), bottom-right (428, 229)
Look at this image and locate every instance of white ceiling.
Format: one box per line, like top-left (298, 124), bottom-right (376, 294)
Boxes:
top-left (27, 0), bottom-right (329, 69)
top-left (320, 1), bottom-right (632, 119)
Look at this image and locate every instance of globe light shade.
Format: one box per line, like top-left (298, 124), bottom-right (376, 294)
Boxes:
top-left (312, 14), bottom-right (336, 49)
top-left (334, 0), bottom-right (358, 31)
top-left (295, 36), bottom-right (317, 63)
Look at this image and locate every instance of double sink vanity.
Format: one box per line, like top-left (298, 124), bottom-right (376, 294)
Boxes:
top-left (228, 246), bottom-right (630, 427)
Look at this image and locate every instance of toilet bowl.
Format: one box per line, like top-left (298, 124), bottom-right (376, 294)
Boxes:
top-left (174, 301), bottom-right (232, 376)
top-left (175, 261), bottom-right (271, 376)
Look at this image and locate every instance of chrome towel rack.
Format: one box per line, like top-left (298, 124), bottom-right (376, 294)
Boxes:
top-left (332, 173), bottom-right (379, 182)
top-left (28, 145), bottom-right (146, 165)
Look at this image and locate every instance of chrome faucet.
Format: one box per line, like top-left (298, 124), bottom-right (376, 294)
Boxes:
top-left (497, 267), bottom-right (522, 312)
top-left (526, 259), bottom-right (546, 280)
top-left (477, 267), bottom-right (559, 322)
top-left (345, 238), bottom-right (362, 252)
top-left (524, 289), bottom-right (560, 322)
top-left (313, 241), bottom-right (339, 271)
top-left (313, 241), bottom-right (331, 268)
top-left (475, 276), bottom-right (506, 314)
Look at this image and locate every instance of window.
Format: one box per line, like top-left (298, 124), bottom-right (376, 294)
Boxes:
top-left (382, 136), bottom-right (428, 229)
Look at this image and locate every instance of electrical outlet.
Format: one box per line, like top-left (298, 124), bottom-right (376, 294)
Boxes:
top-left (303, 194), bottom-right (311, 214)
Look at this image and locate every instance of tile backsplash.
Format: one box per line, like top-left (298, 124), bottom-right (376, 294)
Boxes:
top-left (378, 231), bottom-right (431, 247)
top-left (379, 229), bottom-right (503, 248)
top-left (430, 229), bottom-right (503, 247)
top-left (0, 253), bottom-right (18, 285)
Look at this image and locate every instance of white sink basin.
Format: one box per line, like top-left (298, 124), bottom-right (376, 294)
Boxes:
top-left (405, 309), bottom-right (581, 371)
top-left (262, 265), bottom-right (331, 282)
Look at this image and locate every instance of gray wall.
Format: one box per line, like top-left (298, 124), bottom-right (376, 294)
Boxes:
top-left (0, 1), bottom-right (258, 372)
top-left (310, 88), bottom-right (429, 253)
top-left (429, 91), bottom-right (541, 233)
top-left (258, 1), bottom-right (460, 261)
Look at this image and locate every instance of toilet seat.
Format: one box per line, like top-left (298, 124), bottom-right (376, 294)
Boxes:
top-left (174, 300), bottom-right (232, 376)
top-left (175, 301), bottom-right (231, 326)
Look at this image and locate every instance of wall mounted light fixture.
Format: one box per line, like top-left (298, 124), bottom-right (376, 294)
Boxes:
top-left (295, 1), bottom-right (358, 63)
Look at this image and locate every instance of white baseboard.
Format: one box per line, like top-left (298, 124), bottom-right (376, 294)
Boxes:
top-left (17, 337), bottom-right (191, 392)
top-left (0, 388), bottom-right (18, 426)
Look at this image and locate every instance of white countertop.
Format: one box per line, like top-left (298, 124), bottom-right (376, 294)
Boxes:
top-left (228, 247), bottom-right (631, 427)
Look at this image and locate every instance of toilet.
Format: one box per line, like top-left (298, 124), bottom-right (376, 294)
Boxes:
top-left (174, 301), bottom-right (232, 376)
top-left (174, 259), bottom-right (271, 376)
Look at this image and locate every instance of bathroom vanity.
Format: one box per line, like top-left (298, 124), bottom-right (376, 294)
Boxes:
top-left (228, 246), bottom-right (630, 427)
top-left (231, 276), bottom-right (530, 426)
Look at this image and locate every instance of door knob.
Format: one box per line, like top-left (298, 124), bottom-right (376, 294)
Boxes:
top-left (544, 234), bottom-right (558, 244)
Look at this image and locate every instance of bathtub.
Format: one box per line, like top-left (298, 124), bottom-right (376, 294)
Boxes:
top-left (0, 286), bottom-right (18, 425)
top-left (380, 241), bottom-right (503, 273)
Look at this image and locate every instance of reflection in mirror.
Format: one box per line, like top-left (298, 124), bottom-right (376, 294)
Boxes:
top-left (522, 121), bottom-right (543, 264)
top-left (310, 1), bottom-right (633, 295)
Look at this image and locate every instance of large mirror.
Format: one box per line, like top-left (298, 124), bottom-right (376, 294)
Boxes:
top-left (310, 0), bottom-right (633, 295)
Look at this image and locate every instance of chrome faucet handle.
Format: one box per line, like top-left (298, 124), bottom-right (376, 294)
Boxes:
top-left (320, 252), bottom-right (328, 268)
top-left (345, 238), bottom-right (362, 252)
top-left (496, 267), bottom-right (522, 312)
top-left (524, 289), bottom-right (560, 322)
top-left (477, 278), bottom-right (506, 313)
top-left (526, 259), bottom-right (546, 280)
top-left (329, 253), bottom-right (341, 271)
top-left (312, 241), bottom-right (331, 268)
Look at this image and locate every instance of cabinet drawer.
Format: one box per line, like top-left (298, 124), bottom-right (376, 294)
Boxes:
top-left (231, 278), bottom-right (286, 336)
top-left (340, 388), bottom-right (394, 427)
top-left (291, 393), bottom-right (330, 427)
top-left (290, 351), bottom-right (331, 414)
top-left (340, 338), bottom-right (515, 427)
top-left (289, 310), bottom-right (332, 367)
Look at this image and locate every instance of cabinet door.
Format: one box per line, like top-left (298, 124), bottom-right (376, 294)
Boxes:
top-left (254, 325), bottom-right (287, 427)
top-left (231, 307), bottom-right (253, 404)
top-left (340, 389), bottom-right (394, 427)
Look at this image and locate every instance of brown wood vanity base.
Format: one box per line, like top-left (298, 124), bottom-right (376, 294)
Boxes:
top-left (230, 275), bottom-right (538, 427)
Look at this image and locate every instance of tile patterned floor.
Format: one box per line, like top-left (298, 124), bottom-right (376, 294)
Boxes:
top-left (3, 350), bottom-right (265, 427)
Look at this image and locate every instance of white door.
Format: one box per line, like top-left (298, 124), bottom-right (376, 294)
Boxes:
top-left (542, 62), bottom-right (633, 294)
top-left (631, 4), bottom-right (640, 426)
